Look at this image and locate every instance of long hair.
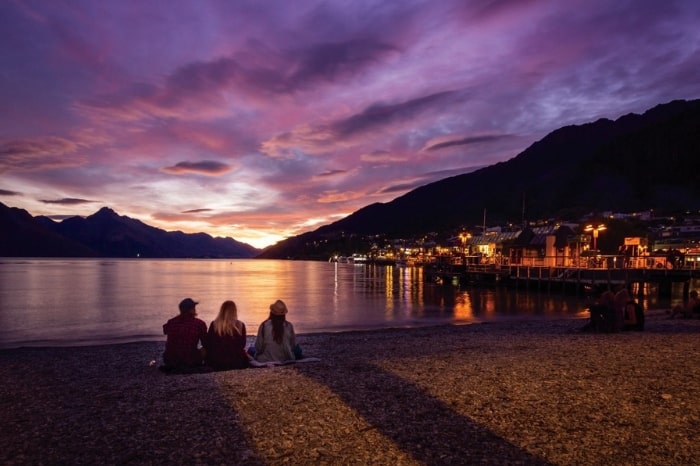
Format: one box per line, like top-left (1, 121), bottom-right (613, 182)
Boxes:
top-left (213, 300), bottom-right (243, 336)
top-left (600, 291), bottom-right (616, 307)
top-left (614, 289), bottom-right (631, 308)
top-left (269, 313), bottom-right (286, 343)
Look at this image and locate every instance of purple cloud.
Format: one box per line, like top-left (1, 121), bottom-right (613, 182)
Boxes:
top-left (423, 134), bottom-right (514, 152)
top-left (161, 161), bottom-right (233, 176)
top-left (331, 90), bottom-right (462, 137)
top-left (41, 198), bottom-right (97, 205)
top-left (182, 208), bottom-right (213, 214)
top-left (289, 39), bottom-right (398, 86)
top-left (0, 189), bottom-right (21, 196)
top-left (315, 169), bottom-right (349, 178)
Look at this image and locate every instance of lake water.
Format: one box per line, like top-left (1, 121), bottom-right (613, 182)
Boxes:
top-left (0, 258), bottom-right (683, 349)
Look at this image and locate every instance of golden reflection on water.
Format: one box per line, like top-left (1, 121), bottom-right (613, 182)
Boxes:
top-left (453, 292), bottom-right (474, 321)
top-left (4, 259), bottom-right (695, 348)
top-left (384, 265), bottom-right (396, 319)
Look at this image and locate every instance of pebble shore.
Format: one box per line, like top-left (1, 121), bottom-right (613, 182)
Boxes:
top-left (1, 313), bottom-right (699, 465)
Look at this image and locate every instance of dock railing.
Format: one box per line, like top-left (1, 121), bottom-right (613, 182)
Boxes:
top-left (477, 254), bottom-right (698, 270)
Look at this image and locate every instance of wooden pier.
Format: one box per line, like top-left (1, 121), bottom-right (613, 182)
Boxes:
top-left (425, 263), bottom-right (700, 298)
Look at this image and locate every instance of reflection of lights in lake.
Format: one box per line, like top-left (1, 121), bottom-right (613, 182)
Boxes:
top-left (333, 261), bottom-right (338, 296)
top-left (483, 292), bottom-right (496, 314)
top-left (384, 265), bottom-right (395, 318)
top-left (453, 292), bottom-right (473, 320)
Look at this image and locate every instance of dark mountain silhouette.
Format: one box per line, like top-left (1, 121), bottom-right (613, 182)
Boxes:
top-left (0, 203), bottom-right (259, 258)
top-left (258, 98), bottom-right (700, 259)
top-left (0, 203), bottom-right (98, 257)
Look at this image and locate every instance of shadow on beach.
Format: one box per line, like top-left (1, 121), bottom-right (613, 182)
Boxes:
top-left (0, 343), bottom-right (266, 465)
top-left (294, 359), bottom-right (551, 465)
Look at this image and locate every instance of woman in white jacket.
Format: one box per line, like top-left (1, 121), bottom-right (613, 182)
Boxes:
top-left (253, 299), bottom-right (302, 362)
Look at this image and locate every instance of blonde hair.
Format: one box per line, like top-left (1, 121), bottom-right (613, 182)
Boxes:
top-left (212, 300), bottom-right (243, 336)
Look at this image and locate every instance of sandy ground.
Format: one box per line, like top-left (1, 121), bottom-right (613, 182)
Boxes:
top-left (1, 313), bottom-right (699, 465)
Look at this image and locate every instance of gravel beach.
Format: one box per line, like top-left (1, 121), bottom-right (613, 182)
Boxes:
top-left (1, 313), bottom-right (698, 466)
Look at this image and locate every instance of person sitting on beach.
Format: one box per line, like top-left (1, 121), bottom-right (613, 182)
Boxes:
top-left (614, 288), bottom-right (634, 332)
top-left (162, 298), bottom-right (207, 371)
top-left (581, 289), bottom-right (616, 333)
top-left (669, 290), bottom-right (700, 318)
top-left (252, 299), bottom-right (303, 363)
top-left (621, 295), bottom-right (645, 331)
top-left (204, 300), bottom-right (250, 370)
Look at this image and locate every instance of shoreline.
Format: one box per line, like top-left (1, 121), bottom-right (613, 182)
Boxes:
top-left (0, 309), bottom-right (668, 351)
top-left (2, 315), bottom-right (699, 465)
top-left (0, 314), bottom-right (590, 351)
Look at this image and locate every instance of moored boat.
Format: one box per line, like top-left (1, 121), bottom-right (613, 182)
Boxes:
top-left (349, 253), bottom-right (368, 264)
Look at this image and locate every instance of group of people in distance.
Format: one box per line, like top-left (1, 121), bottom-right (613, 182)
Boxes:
top-left (580, 286), bottom-right (645, 333)
top-left (668, 289), bottom-right (700, 319)
top-left (583, 285), bottom-right (700, 332)
top-left (161, 297), bottom-right (303, 373)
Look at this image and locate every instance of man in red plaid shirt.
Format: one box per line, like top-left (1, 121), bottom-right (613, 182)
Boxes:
top-left (162, 298), bottom-right (207, 371)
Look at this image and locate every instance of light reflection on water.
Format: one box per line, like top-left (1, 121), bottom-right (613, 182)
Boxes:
top-left (0, 258), bottom-right (691, 349)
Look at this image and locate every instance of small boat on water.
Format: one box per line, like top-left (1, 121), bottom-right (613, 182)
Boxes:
top-left (330, 253), bottom-right (367, 264)
top-left (348, 253), bottom-right (368, 264)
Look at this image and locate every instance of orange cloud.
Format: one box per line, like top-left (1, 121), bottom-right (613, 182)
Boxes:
top-left (317, 190), bottom-right (371, 203)
top-left (360, 149), bottom-right (407, 162)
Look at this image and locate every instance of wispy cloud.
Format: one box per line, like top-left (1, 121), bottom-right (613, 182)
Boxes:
top-left (40, 198), bottom-right (97, 205)
top-left (161, 161), bottom-right (233, 176)
top-left (0, 138), bottom-right (84, 172)
top-left (0, 189), bottom-right (21, 196)
top-left (182, 208), bottom-right (213, 214)
top-left (331, 90), bottom-right (462, 138)
top-left (423, 134), bottom-right (514, 152)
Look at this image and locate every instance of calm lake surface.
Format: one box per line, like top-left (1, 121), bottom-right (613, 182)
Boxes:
top-left (0, 258), bottom-right (685, 349)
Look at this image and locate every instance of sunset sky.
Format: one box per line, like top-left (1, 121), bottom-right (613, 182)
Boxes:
top-left (1, 0), bottom-right (699, 248)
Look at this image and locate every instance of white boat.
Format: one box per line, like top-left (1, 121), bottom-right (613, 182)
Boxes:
top-left (348, 253), bottom-right (368, 264)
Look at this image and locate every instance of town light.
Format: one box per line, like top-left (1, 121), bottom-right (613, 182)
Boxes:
top-left (459, 232), bottom-right (471, 255)
top-left (584, 224), bottom-right (606, 251)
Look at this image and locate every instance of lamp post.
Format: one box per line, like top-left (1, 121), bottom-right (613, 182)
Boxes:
top-left (459, 232), bottom-right (472, 265)
top-left (584, 224), bottom-right (606, 251)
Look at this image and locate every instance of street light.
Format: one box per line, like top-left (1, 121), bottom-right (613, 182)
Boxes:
top-left (459, 232), bottom-right (471, 256)
top-left (584, 224), bottom-right (606, 251)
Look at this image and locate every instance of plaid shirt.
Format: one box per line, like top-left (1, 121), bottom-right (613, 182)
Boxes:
top-left (163, 314), bottom-right (207, 367)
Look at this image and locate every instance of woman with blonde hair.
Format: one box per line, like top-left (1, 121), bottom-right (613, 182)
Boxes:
top-left (204, 300), bottom-right (249, 370)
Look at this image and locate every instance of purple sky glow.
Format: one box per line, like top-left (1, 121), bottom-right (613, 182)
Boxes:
top-left (1, 0), bottom-right (699, 248)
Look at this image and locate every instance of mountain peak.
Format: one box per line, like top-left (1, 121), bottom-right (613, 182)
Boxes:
top-left (93, 206), bottom-right (118, 217)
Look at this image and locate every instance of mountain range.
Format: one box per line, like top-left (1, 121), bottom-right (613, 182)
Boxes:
top-left (258, 98), bottom-right (700, 259)
top-left (0, 204), bottom-right (259, 258)
top-left (2, 98), bottom-right (698, 259)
